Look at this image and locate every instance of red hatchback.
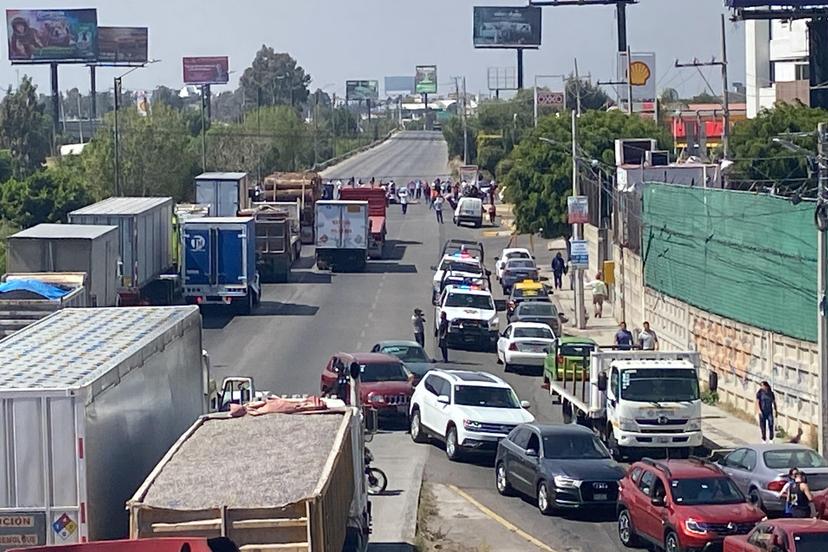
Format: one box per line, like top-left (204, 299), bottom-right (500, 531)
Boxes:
top-left (724, 519), bottom-right (828, 551)
top-left (321, 352), bottom-right (413, 415)
top-left (617, 458), bottom-right (765, 552)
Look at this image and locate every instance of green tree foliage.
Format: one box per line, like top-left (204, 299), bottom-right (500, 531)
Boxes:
top-left (565, 77), bottom-right (612, 112)
top-left (0, 77), bottom-right (52, 177)
top-left (442, 115), bottom-right (478, 163)
top-left (502, 110), bottom-right (669, 236)
top-left (151, 85), bottom-right (184, 111)
top-left (240, 47), bottom-right (311, 110)
top-left (0, 163), bottom-right (93, 228)
top-left (0, 150), bottom-right (12, 182)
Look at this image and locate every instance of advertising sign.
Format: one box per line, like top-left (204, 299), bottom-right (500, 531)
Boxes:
top-left (0, 512), bottom-right (47, 551)
top-left (183, 56), bottom-right (229, 85)
top-left (460, 165), bottom-right (479, 186)
top-left (415, 65), bottom-right (437, 94)
top-left (6, 9), bottom-right (97, 63)
top-left (384, 75), bottom-right (415, 93)
top-left (473, 6), bottom-right (542, 49)
top-left (537, 90), bottom-right (565, 107)
top-left (618, 52), bottom-right (656, 105)
top-left (570, 239), bottom-right (589, 269)
top-left (97, 27), bottom-right (148, 64)
top-left (346, 80), bottom-right (379, 101)
top-left (567, 196), bottom-right (589, 224)
top-left (726, 1), bottom-right (828, 6)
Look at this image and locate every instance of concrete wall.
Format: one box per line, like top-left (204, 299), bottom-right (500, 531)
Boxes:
top-left (612, 245), bottom-right (644, 330)
top-left (584, 223), bottom-right (601, 279)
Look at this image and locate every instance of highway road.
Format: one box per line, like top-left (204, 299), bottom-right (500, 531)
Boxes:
top-left (202, 130), bottom-right (624, 552)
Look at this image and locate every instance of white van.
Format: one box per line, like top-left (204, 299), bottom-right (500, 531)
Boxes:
top-left (454, 197), bottom-right (484, 228)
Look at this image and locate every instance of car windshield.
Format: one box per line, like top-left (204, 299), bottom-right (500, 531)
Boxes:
top-left (440, 260), bottom-right (482, 274)
top-left (793, 533), bottom-right (828, 551)
top-left (669, 477), bottom-right (744, 505)
top-left (382, 345), bottom-right (428, 363)
top-left (543, 434), bottom-right (611, 459)
top-left (763, 449), bottom-right (828, 469)
top-left (445, 292), bottom-right (494, 310)
top-left (514, 327), bottom-right (554, 339)
top-left (507, 260), bottom-right (535, 269)
top-left (505, 251), bottom-right (530, 260)
top-left (518, 303), bottom-right (557, 316)
top-left (360, 363), bottom-right (408, 382)
top-left (454, 385), bottom-right (520, 408)
top-left (560, 343), bottom-right (596, 357)
top-left (619, 368), bottom-right (700, 402)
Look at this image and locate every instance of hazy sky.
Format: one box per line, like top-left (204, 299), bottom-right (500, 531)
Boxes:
top-left (1, 0), bottom-right (745, 101)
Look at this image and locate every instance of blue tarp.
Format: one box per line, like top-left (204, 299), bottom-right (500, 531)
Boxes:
top-left (0, 279), bottom-right (71, 300)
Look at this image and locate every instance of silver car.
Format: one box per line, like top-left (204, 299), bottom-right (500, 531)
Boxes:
top-left (715, 443), bottom-right (828, 514)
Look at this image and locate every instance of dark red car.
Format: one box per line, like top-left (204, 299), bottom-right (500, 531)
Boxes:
top-left (321, 352), bottom-right (413, 416)
top-left (815, 487), bottom-right (828, 519)
top-left (617, 458), bottom-right (764, 552)
top-left (724, 519), bottom-right (828, 551)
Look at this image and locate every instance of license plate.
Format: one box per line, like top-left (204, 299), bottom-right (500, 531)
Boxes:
top-left (594, 493), bottom-right (608, 501)
top-left (656, 436), bottom-right (670, 444)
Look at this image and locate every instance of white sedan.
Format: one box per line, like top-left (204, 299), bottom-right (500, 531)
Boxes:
top-left (495, 248), bottom-right (533, 280)
top-left (496, 322), bottom-right (557, 373)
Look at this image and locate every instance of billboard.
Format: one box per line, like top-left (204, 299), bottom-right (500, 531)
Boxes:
top-left (473, 6), bottom-right (542, 49)
top-left (415, 65), bottom-right (437, 94)
top-left (97, 27), bottom-right (148, 64)
top-left (6, 9), bottom-right (97, 63)
top-left (725, 1), bottom-right (828, 6)
top-left (384, 75), bottom-right (415, 93)
top-left (346, 80), bottom-right (379, 101)
top-left (618, 52), bottom-right (656, 105)
top-left (183, 56), bottom-right (229, 85)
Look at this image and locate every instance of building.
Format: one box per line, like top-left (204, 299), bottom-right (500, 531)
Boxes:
top-left (671, 103), bottom-right (747, 156)
top-left (745, 19), bottom-right (809, 118)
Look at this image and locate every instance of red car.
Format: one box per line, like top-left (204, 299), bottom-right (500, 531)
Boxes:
top-left (617, 458), bottom-right (764, 552)
top-left (815, 487), bottom-right (828, 519)
top-left (321, 352), bottom-right (413, 415)
top-left (724, 519), bottom-right (828, 551)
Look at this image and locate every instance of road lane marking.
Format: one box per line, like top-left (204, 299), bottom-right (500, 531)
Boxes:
top-left (447, 484), bottom-right (561, 552)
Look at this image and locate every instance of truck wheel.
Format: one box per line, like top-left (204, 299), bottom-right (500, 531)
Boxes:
top-left (607, 429), bottom-right (626, 461)
top-left (317, 258), bottom-right (329, 270)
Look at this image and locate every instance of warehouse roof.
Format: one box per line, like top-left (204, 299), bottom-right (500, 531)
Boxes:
top-left (69, 196), bottom-right (172, 216)
top-left (194, 172), bottom-right (247, 181)
top-left (0, 306), bottom-right (199, 390)
top-left (10, 223), bottom-right (117, 240)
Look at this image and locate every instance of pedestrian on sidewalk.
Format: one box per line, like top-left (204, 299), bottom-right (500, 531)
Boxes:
top-left (412, 308), bottom-right (426, 347)
top-left (615, 321), bottom-right (634, 350)
top-left (638, 321), bottom-right (659, 350)
top-left (589, 272), bottom-right (608, 318)
top-left (551, 253), bottom-right (566, 290)
top-left (434, 195), bottom-right (444, 224)
top-left (756, 381), bottom-right (778, 443)
top-left (487, 203), bottom-right (497, 226)
top-left (437, 312), bottom-right (449, 362)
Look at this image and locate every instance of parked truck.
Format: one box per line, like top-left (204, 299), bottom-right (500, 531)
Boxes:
top-left (0, 306), bottom-right (208, 549)
top-left (194, 172), bottom-right (250, 217)
top-left (5, 224), bottom-right (119, 307)
top-left (181, 217), bottom-right (261, 313)
top-left (238, 203), bottom-right (302, 283)
top-left (262, 172), bottom-right (322, 244)
top-left (339, 188), bottom-right (387, 259)
top-left (68, 197), bottom-right (175, 306)
top-left (9, 538), bottom-right (240, 552)
top-left (548, 350), bottom-right (703, 460)
top-left (128, 405), bottom-right (370, 552)
top-left (0, 272), bottom-right (87, 338)
top-left (315, 200), bottom-right (369, 271)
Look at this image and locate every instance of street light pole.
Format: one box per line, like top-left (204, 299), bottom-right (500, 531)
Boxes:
top-left (818, 122), bottom-right (828, 455)
top-left (572, 109), bottom-right (586, 329)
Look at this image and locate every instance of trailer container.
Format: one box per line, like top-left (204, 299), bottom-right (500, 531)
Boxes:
top-left (339, 188), bottom-right (387, 259)
top-left (5, 224), bottom-right (118, 307)
top-left (0, 306), bottom-right (208, 550)
top-left (315, 201), bottom-right (369, 271)
top-left (0, 273), bottom-right (87, 338)
top-left (194, 173), bottom-right (249, 218)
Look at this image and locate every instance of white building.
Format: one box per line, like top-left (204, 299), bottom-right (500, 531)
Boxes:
top-left (745, 19), bottom-right (810, 118)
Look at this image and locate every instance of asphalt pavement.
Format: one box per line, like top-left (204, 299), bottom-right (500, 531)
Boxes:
top-left (202, 130), bottom-right (625, 552)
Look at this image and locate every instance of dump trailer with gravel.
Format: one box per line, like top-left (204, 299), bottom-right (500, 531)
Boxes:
top-left (128, 407), bottom-right (369, 552)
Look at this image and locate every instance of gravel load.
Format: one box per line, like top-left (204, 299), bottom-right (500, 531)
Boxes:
top-left (142, 413), bottom-right (346, 510)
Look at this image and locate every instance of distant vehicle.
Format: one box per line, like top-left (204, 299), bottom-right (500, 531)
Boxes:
top-left (723, 518), bottom-right (828, 551)
top-left (453, 197), bottom-right (484, 227)
top-left (495, 424), bottom-right (625, 515)
top-left (495, 248), bottom-right (532, 280)
top-left (543, 336), bottom-right (598, 383)
top-left (370, 340), bottom-right (435, 384)
top-left (507, 280), bottom-right (550, 317)
top-left (434, 284), bottom-right (498, 349)
top-left (715, 444), bottom-right (828, 515)
top-left (441, 239), bottom-right (485, 262)
top-left (340, 187), bottom-right (388, 259)
top-left (321, 352), bottom-right (413, 417)
top-left (617, 458), bottom-right (764, 552)
top-left (500, 258), bottom-right (539, 293)
top-left (408, 369), bottom-right (534, 461)
top-left (495, 322), bottom-right (557, 374)
top-left (509, 300), bottom-right (562, 337)
top-left (431, 252), bottom-right (488, 302)
top-left (437, 270), bottom-right (489, 303)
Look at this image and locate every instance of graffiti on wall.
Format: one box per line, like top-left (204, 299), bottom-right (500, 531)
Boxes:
top-left (692, 318), bottom-right (757, 381)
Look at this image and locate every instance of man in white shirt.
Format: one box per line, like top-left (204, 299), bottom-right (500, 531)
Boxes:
top-left (398, 187), bottom-right (409, 215)
top-left (638, 321), bottom-right (659, 350)
top-left (434, 195), bottom-right (444, 224)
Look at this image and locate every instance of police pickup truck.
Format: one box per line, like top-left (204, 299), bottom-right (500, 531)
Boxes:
top-left (434, 284), bottom-right (498, 349)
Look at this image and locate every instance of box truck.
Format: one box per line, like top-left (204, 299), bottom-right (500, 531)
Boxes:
top-left (193, 173), bottom-right (249, 218)
top-left (315, 201), bottom-right (369, 271)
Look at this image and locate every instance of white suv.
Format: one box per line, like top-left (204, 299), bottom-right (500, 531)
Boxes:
top-left (409, 370), bottom-right (535, 461)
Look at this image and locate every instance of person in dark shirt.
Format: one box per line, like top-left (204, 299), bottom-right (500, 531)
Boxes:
top-left (756, 380), bottom-right (778, 443)
top-left (615, 321), bottom-right (634, 350)
top-left (551, 253), bottom-right (566, 290)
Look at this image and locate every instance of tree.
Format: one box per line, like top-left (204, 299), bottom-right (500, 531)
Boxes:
top-left (0, 76), bottom-right (52, 177)
top-left (660, 88), bottom-right (680, 103)
top-left (690, 91), bottom-right (720, 103)
top-left (0, 163), bottom-right (93, 228)
top-left (151, 85), bottom-right (184, 111)
top-left (0, 149), bottom-right (12, 183)
top-left (239, 47), bottom-right (311, 110)
top-left (212, 89), bottom-right (244, 122)
top-left (565, 77), bottom-right (613, 112)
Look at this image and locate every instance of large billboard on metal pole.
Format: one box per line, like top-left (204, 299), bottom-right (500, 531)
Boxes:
top-left (725, 1), bottom-right (828, 7)
top-left (415, 65), bottom-right (437, 94)
top-left (97, 27), bottom-right (148, 64)
top-left (183, 56), bottom-right (229, 85)
top-left (346, 80), bottom-right (379, 101)
top-left (6, 8), bottom-right (97, 63)
top-left (473, 6), bottom-right (542, 49)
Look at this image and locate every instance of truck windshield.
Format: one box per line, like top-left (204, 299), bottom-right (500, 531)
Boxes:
top-left (619, 368), bottom-right (699, 402)
top-left (454, 386), bottom-right (520, 408)
top-left (670, 477), bottom-right (744, 506)
top-left (360, 363), bottom-right (408, 382)
top-left (445, 293), bottom-right (494, 310)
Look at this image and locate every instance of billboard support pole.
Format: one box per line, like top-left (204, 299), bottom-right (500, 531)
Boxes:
top-left (205, 84), bottom-right (212, 123)
top-left (423, 93), bottom-right (429, 131)
top-left (89, 66), bottom-right (97, 123)
top-left (720, 13), bottom-right (731, 160)
top-left (516, 49), bottom-right (524, 89)
top-left (616, 1), bottom-right (628, 52)
top-left (114, 76), bottom-right (121, 196)
top-left (50, 63), bottom-right (60, 140)
top-left (200, 85), bottom-right (207, 172)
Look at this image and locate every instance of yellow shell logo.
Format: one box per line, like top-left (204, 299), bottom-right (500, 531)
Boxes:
top-left (629, 61), bottom-right (651, 86)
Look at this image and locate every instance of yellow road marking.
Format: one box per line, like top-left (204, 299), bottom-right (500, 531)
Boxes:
top-left (447, 484), bottom-right (561, 552)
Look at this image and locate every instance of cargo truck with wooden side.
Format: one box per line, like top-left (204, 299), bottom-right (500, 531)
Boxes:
top-left (338, 188), bottom-right (387, 259)
top-left (238, 203), bottom-right (302, 283)
top-left (262, 172), bottom-right (322, 244)
top-left (315, 200), bottom-right (369, 271)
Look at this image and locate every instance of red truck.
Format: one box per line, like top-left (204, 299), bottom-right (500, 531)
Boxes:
top-left (9, 538), bottom-right (238, 552)
top-left (339, 188), bottom-right (387, 259)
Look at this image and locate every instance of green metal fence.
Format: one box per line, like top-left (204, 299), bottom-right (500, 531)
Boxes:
top-left (642, 184), bottom-right (817, 342)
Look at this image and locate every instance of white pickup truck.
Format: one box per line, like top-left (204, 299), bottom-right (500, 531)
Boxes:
top-left (549, 351), bottom-right (703, 460)
top-left (434, 284), bottom-right (499, 349)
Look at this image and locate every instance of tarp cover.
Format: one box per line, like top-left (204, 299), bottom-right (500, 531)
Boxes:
top-left (0, 279), bottom-right (71, 300)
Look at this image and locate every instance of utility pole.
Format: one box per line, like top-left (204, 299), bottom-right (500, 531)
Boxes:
top-left (818, 122), bottom-right (828, 455)
top-left (200, 84), bottom-right (207, 172)
top-left (572, 109), bottom-right (586, 329)
top-left (574, 59), bottom-right (582, 116)
top-left (462, 77), bottom-right (469, 164)
top-left (626, 48), bottom-right (634, 115)
top-left (113, 77), bottom-right (122, 195)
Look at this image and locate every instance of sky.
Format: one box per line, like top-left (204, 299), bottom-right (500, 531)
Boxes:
top-left (1, 0), bottom-right (745, 101)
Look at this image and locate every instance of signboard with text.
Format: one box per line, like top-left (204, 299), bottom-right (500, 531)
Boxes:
top-left (473, 6), bottom-right (542, 49)
top-left (415, 65), bottom-right (437, 94)
top-left (346, 80), bottom-right (379, 101)
top-left (0, 512), bottom-right (47, 551)
top-left (183, 56), bottom-right (229, 85)
top-left (537, 90), bottom-right (565, 107)
top-left (567, 196), bottom-right (589, 224)
top-left (7, 9), bottom-right (97, 63)
top-left (570, 240), bottom-right (589, 269)
top-left (97, 27), bottom-right (148, 64)
top-left (618, 52), bottom-right (656, 107)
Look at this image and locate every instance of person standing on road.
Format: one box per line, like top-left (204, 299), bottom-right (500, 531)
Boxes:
top-left (412, 308), bottom-right (426, 347)
top-left (399, 186), bottom-right (409, 214)
top-left (615, 321), bottom-right (634, 350)
top-left (415, 180), bottom-right (422, 200)
top-left (638, 321), bottom-right (659, 350)
top-left (434, 195), bottom-right (444, 223)
top-left (788, 472), bottom-right (814, 518)
top-left (551, 253), bottom-right (566, 290)
top-left (437, 312), bottom-right (449, 362)
top-left (756, 381), bottom-right (778, 443)
top-left (424, 182), bottom-right (431, 207)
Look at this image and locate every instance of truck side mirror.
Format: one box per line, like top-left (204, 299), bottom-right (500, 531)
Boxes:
top-left (597, 372), bottom-right (608, 392)
top-left (350, 362), bottom-right (361, 380)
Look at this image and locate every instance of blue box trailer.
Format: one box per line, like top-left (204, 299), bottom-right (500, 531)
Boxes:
top-left (181, 217), bottom-right (261, 313)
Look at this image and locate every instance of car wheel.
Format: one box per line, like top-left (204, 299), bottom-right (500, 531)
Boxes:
top-left (504, 362), bottom-right (512, 373)
top-left (748, 487), bottom-right (764, 511)
top-left (617, 508), bottom-right (640, 548)
top-left (445, 425), bottom-right (462, 461)
top-left (537, 481), bottom-right (555, 516)
top-left (665, 531), bottom-right (683, 552)
top-left (562, 400), bottom-right (573, 424)
top-left (410, 408), bottom-right (427, 444)
top-left (495, 462), bottom-right (514, 496)
top-left (496, 350), bottom-right (503, 364)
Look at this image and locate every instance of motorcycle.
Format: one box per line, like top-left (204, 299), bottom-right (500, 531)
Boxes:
top-left (364, 446), bottom-right (388, 495)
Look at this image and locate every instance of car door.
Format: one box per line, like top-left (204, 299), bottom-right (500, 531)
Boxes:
top-left (630, 470), bottom-right (657, 541)
top-left (419, 375), bottom-right (440, 433)
top-left (497, 325), bottom-right (512, 359)
top-left (504, 428), bottom-right (533, 494)
top-left (516, 431), bottom-right (543, 493)
top-left (641, 474), bottom-right (669, 542)
top-left (721, 449), bottom-right (750, 494)
top-left (431, 376), bottom-right (453, 437)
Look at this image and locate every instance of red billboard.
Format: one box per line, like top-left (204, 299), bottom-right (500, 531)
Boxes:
top-left (182, 56), bottom-right (229, 85)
